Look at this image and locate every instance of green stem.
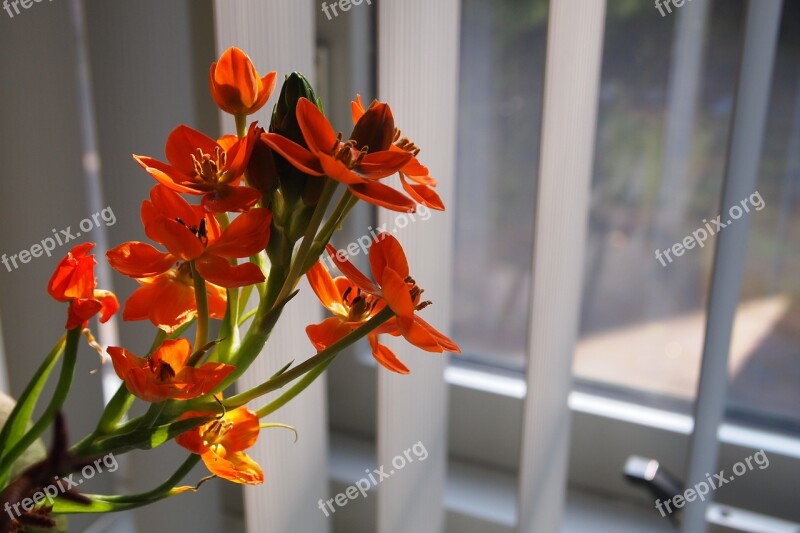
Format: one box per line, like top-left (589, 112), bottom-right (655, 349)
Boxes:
top-left (238, 307), bottom-right (258, 327)
top-left (189, 261), bottom-right (209, 359)
top-left (224, 306), bottom-right (393, 409)
top-left (275, 180), bottom-right (338, 305)
top-left (213, 213), bottom-right (240, 363)
top-left (53, 455), bottom-right (202, 514)
top-left (315, 189), bottom-right (356, 246)
top-left (0, 327), bottom-right (80, 481)
top-left (234, 113), bottom-right (247, 139)
top-left (137, 402), bottom-right (166, 429)
top-left (256, 355), bottom-right (334, 418)
top-left (103, 454), bottom-right (201, 503)
top-left (302, 192), bottom-right (360, 274)
top-left (95, 384), bottom-right (135, 435)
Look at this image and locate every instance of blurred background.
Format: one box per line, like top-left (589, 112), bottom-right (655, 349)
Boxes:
top-left (0, 0), bottom-right (798, 532)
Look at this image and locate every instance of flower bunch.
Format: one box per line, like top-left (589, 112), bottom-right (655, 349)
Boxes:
top-left (0, 47), bottom-right (458, 527)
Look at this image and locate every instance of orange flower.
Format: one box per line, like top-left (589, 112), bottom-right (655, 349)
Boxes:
top-left (109, 258), bottom-right (227, 333)
top-left (48, 243), bottom-right (119, 330)
top-left (176, 406), bottom-right (263, 485)
top-left (133, 124), bottom-right (260, 213)
top-left (209, 47), bottom-right (277, 116)
top-left (261, 98), bottom-right (417, 212)
top-left (306, 233), bottom-right (459, 373)
top-left (107, 339), bottom-right (234, 403)
top-left (108, 185), bottom-right (270, 289)
top-left (352, 95), bottom-right (444, 211)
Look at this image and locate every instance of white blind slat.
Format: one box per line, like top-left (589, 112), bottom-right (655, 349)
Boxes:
top-left (376, 1), bottom-right (461, 533)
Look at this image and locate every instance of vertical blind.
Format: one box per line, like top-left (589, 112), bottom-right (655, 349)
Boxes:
top-left (517, 1), bottom-right (607, 531)
top-left (213, 2), bottom-right (329, 533)
top-left (375, 1), bottom-right (461, 532)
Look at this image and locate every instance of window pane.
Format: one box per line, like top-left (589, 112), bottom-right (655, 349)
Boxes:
top-left (451, 0), bottom-right (547, 369)
top-left (574, 1), bottom-right (744, 405)
top-left (727, 2), bottom-right (800, 433)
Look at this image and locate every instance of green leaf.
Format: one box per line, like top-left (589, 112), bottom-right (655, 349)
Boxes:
top-left (0, 329), bottom-right (80, 486)
top-left (270, 360), bottom-right (295, 380)
top-left (82, 416), bottom-right (211, 456)
top-left (0, 336), bottom-right (66, 460)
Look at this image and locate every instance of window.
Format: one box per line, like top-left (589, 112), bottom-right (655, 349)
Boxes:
top-left (574, 0), bottom-right (800, 438)
top-left (451, 0), bottom-right (547, 371)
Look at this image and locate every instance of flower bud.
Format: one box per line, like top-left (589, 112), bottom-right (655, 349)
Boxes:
top-left (269, 72), bottom-right (327, 229)
top-left (210, 47), bottom-right (277, 116)
top-left (350, 100), bottom-right (395, 152)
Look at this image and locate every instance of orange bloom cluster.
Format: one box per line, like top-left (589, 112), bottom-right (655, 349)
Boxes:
top-left (42, 46), bottom-right (458, 488)
top-left (307, 233), bottom-right (459, 374)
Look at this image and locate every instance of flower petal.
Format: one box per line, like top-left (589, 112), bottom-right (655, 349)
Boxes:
top-left (145, 217), bottom-right (206, 261)
top-left (107, 346), bottom-right (145, 382)
top-left (413, 315), bottom-right (461, 353)
top-left (325, 244), bottom-right (379, 294)
top-left (173, 363), bottom-right (236, 400)
top-left (196, 256), bottom-right (265, 288)
top-left (222, 121), bottom-right (259, 178)
top-left (207, 281), bottom-right (229, 319)
top-left (48, 243), bottom-right (96, 301)
top-left (133, 155), bottom-right (201, 195)
top-left (220, 407), bottom-right (261, 452)
top-left (348, 180), bottom-right (416, 213)
top-left (201, 449), bottom-right (264, 485)
top-left (296, 97), bottom-right (338, 155)
top-left (399, 173), bottom-right (445, 211)
top-left (149, 185), bottom-right (206, 227)
top-left (260, 133), bottom-right (324, 176)
top-left (379, 267), bottom-right (415, 322)
top-left (350, 94), bottom-right (367, 123)
top-left (93, 290), bottom-right (120, 324)
top-left (250, 71), bottom-right (278, 115)
top-left (358, 150), bottom-right (413, 179)
top-left (165, 125), bottom-right (220, 175)
top-left (65, 298), bottom-right (101, 329)
top-left (320, 155), bottom-right (372, 185)
top-left (306, 261), bottom-right (348, 315)
top-left (399, 316), bottom-right (444, 352)
top-left (205, 208), bottom-right (271, 258)
top-left (107, 242), bottom-right (175, 278)
top-left (306, 317), bottom-right (355, 351)
top-left (201, 185), bottom-right (262, 213)
top-left (123, 276), bottom-right (198, 333)
top-left (350, 101), bottom-right (395, 152)
top-left (368, 334), bottom-right (409, 374)
top-left (369, 233), bottom-right (410, 283)
top-left (152, 338), bottom-right (192, 371)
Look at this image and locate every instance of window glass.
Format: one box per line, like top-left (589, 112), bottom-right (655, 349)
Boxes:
top-left (452, 0), bottom-right (548, 370)
top-left (574, 0), bottom-right (744, 405)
